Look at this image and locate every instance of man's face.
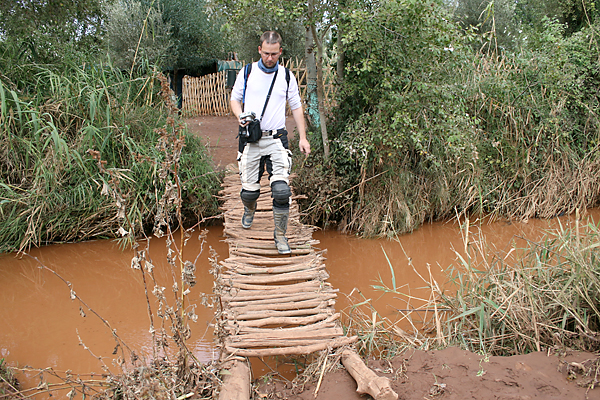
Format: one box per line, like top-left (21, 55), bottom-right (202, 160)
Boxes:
top-left (258, 42), bottom-right (282, 68)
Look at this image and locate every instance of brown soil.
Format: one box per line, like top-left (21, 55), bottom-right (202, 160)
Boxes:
top-left (185, 115), bottom-right (297, 170)
top-left (187, 116), bottom-right (600, 400)
top-left (262, 348), bottom-right (600, 400)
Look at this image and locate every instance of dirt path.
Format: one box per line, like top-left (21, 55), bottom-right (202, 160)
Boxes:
top-left (185, 115), bottom-right (297, 170)
top-left (186, 115), bottom-right (600, 400)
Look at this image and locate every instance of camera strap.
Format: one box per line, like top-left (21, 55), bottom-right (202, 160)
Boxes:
top-left (242, 63), bottom-right (289, 114)
top-left (259, 69), bottom-right (279, 122)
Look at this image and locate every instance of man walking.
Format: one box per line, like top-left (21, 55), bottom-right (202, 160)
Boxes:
top-left (230, 31), bottom-right (311, 255)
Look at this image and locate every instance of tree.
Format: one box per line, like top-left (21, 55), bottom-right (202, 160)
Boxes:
top-left (105, 0), bottom-right (173, 71)
top-left (223, 16), bottom-right (305, 63)
top-left (452, 0), bottom-right (520, 52)
top-left (155, 0), bottom-right (229, 72)
top-left (0, 0), bottom-right (105, 63)
top-left (450, 0), bottom-right (598, 53)
top-left (515, 0), bottom-right (597, 39)
top-left (306, 0), bottom-right (331, 158)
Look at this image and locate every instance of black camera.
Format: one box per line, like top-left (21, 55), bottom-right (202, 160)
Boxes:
top-left (239, 111), bottom-right (257, 137)
top-left (239, 111), bottom-right (256, 124)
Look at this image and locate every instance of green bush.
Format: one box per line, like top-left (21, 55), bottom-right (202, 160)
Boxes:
top-left (310, 0), bottom-right (600, 236)
top-left (0, 58), bottom-right (220, 253)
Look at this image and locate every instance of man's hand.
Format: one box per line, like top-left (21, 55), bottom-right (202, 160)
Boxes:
top-left (299, 138), bottom-right (311, 155)
top-left (231, 100), bottom-right (249, 126)
top-left (239, 115), bottom-right (250, 127)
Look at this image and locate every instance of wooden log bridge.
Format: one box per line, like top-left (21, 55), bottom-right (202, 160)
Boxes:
top-left (216, 171), bottom-right (357, 357)
top-left (216, 171), bottom-right (397, 400)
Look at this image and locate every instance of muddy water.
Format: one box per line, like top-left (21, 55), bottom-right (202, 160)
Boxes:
top-left (0, 228), bottom-right (229, 395)
top-left (2, 212), bottom-right (599, 395)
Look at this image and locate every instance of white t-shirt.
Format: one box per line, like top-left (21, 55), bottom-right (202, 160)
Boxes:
top-left (231, 62), bottom-right (302, 131)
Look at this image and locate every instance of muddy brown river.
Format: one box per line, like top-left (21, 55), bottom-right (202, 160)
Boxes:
top-left (1, 211), bottom-right (598, 396)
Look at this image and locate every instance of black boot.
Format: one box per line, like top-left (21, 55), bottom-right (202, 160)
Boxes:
top-left (273, 209), bottom-right (291, 255)
top-left (241, 199), bottom-right (256, 229)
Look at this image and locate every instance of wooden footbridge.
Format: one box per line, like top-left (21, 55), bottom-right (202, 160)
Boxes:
top-left (215, 171), bottom-right (398, 400)
top-left (216, 172), bottom-right (356, 356)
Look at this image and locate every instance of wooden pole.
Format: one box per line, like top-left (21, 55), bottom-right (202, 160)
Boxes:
top-left (341, 349), bottom-right (398, 400)
top-left (218, 359), bottom-right (251, 400)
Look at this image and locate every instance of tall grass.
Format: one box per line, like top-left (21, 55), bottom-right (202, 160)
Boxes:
top-left (0, 59), bottom-right (220, 253)
top-left (435, 218), bottom-right (600, 356)
top-left (358, 216), bottom-right (600, 359)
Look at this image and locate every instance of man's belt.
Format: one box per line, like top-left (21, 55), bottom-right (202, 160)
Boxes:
top-left (262, 129), bottom-right (285, 137)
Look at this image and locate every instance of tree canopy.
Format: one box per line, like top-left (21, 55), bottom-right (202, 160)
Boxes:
top-left (0, 0), bottom-right (105, 62)
top-left (155, 0), bottom-right (229, 72)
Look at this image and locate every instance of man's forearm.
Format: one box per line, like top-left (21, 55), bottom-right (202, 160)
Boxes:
top-left (291, 107), bottom-right (307, 140)
top-left (231, 100), bottom-right (243, 120)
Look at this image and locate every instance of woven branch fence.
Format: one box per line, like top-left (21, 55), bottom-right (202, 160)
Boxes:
top-left (181, 58), bottom-right (337, 117)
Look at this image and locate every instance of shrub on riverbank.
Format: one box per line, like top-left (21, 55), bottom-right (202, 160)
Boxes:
top-left (437, 219), bottom-right (600, 356)
top-left (347, 219), bottom-right (600, 362)
top-left (296, 0), bottom-right (600, 237)
top-left (0, 52), bottom-right (220, 253)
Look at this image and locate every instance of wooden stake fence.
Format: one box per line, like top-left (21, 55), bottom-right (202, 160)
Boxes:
top-left (181, 58), bottom-right (336, 117)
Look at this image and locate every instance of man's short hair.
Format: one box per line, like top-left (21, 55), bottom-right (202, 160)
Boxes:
top-left (260, 31), bottom-right (282, 47)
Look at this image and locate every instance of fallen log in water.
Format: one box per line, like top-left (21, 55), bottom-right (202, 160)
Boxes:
top-left (225, 291), bottom-right (337, 306)
top-left (225, 336), bottom-right (358, 357)
top-left (228, 312), bottom-right (337, 328)
top-left (225, 301), bottom-right (335, 320)
top-left (227, 296), bottom-right (337, 314)
top-left (221, 281), bottom-right (329, 297)
top-left (226, 327), bottom-right (344, 343)
top-left (220, 260), bottom-right (325, 276)
top-left (224, 316), bottom-right (339, 335)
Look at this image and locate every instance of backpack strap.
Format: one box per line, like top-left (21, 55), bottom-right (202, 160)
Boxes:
top-left (242, 63), bottom-right (252, 111)
top-left (285, 67), bottom-right (290, 103)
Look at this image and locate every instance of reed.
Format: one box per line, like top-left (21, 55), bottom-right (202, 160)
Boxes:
top-left (433, 218), bottom-right (600, 356)
top-left (362, 216), bottom-right (600, 359)
top-left (0, 60), bottom-right (220, 253)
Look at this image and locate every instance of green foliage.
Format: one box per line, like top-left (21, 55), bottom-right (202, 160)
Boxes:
top-left (216, 0), bottom-right (306, 63)
top-left (155, 0), bottom-right (230, 71)
top-left (105, 0), bottom-right (174, 71)
top-left (452, 0), bottom-right (520, 52)
top-left (470, 20), bottom-right (600, 219)
top-left (0, 59), bottom-right (220, 253)
top-left (0, 0), bottom-right (105, 63)
top-left (299, 0), bottom-right (600, 237)
top-left (327, 0), bottom-right (479, 235)
top-left (450, 0), bottom-right (598, 52)
top-left (515, 0), bottom-right (597, 38)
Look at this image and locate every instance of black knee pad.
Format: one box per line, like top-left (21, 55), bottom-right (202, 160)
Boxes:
top-left (240, 189), bottom-right (260, 203)
top-left (271, 180), bottom-right (291, 210)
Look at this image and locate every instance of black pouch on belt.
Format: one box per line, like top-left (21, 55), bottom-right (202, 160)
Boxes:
top-left (246, 120), bottom-right (262, 143)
